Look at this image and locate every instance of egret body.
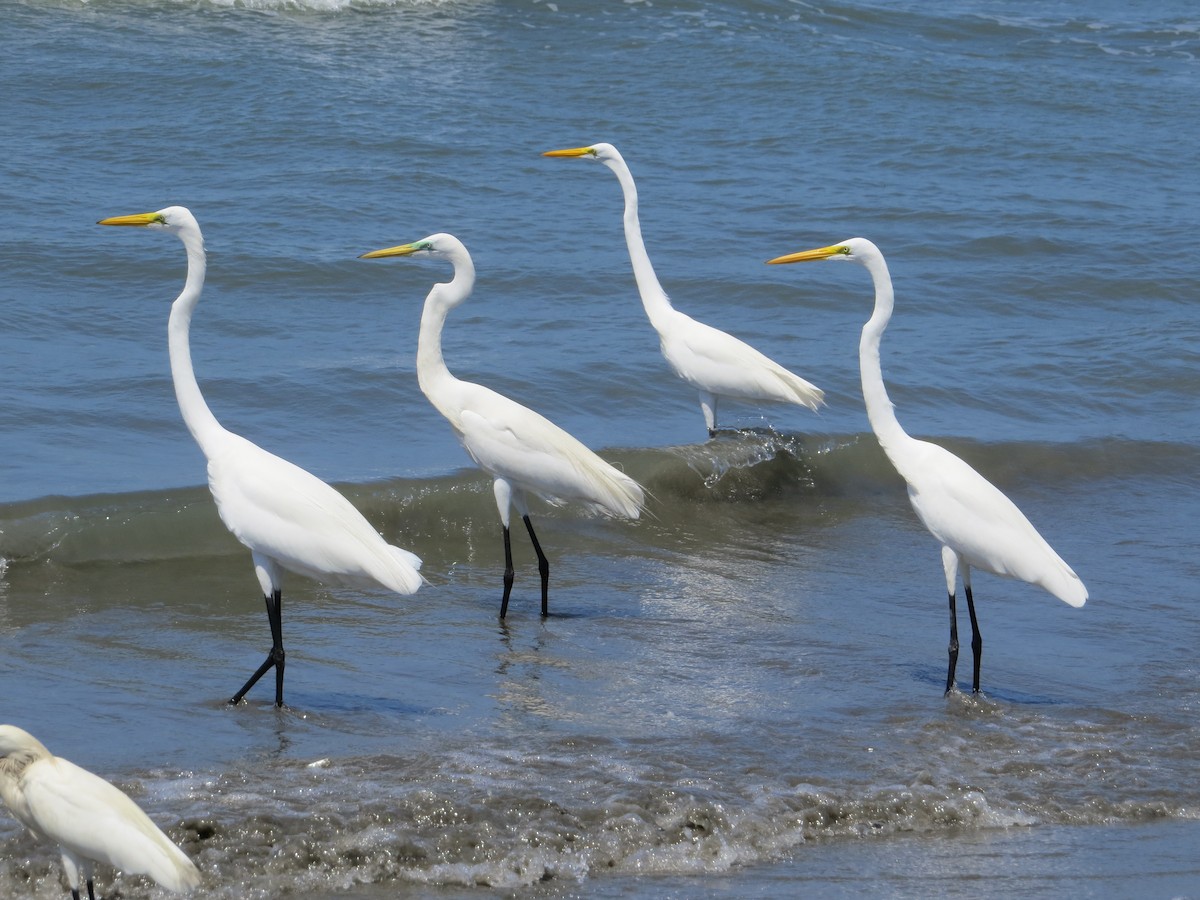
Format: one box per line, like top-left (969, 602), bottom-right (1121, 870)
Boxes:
top-left (768, 238), bottom-right (1086, 693)
top-left (99, 207), bottom-right (423, 707)
top-left (545, 142), bottom-right (824, 435)
top-left (360, 233), bottom-right (644, 617)
top-left (0, 724), bottom-right (201, 899)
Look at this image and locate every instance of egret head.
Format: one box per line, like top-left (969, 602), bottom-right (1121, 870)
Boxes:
top-left (98, 205), bottom-right (197, 235)
top-left (543, 142), bottom-right (621, 164)
top-left (359, 233), bottom-right (461, 261)
top-left (361, 233), bottom-right (475, 311)
top-left (0, 725), bottom-right (50, 762)
top-left (766, 237), bottom-right (878, 267)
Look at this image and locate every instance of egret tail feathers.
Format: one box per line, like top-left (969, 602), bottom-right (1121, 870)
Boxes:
top-left (1044, 565), bottom-right (1088, 608)
top-left (598, 469), bottom-right (646, 520)
top-left (575, 462), bottom-right (645, 520)
top-left (379, 544), bottom-right (425, 594)
top-left (773, 368), bottom-right (825, 412)
top-left (141, 838), bottom-right (202, 893)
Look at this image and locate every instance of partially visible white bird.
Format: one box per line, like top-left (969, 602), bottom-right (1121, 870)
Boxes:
top-left (767, 238), bottom-right (1086, 694)
top-left (0, 724), bottom-right (201, 899)
top-left (544, 142), bottom-right (824, 436)
top-left (360, 233), bottom-right (644, 618)
top-left (99, 207), bottom-right (423, 707)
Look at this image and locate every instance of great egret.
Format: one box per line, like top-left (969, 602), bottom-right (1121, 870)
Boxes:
top-left (360, 233), bottom-right (644, 617)
top-left (544, 142), bottom-right (824, 435)
top-left (767, 238), bottom-right (1086, 694)
top-left (99, 207), bottom-right (423, 707)
top-left (0, 724), bottom-right (201, 899)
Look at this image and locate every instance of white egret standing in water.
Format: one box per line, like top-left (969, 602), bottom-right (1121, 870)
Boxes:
top-left (360, 233), bottom-right (645, 617)
top-left (0, 724), bottom-right (201, 899)
top-left (99, 207), bottom-right (423, 707)
top-left (768, 238), bottom-right (1086, 694)
top-left (544, 142), bottom-right (824, 435)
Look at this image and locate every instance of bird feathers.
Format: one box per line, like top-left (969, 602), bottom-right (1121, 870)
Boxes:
top-left (455, 387), bottom-right (644, 520)
top-left (903, 440), bottom-right (1087, 607)
top-left (659, 309), bottom-right (824, 411)
top-left (206, 431), bottom-right (422, 595)
top-left (0, 726), bottom-right (200, 894)
top-left (548, 141), bottom-right (824, 429)
top-left (22, 758), bottom-right (201, 892)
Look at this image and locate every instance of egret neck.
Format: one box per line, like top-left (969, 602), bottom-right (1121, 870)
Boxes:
top-left (855, 247), bottom-right (916, 472)
top-left (167, 225), bottom-right (226, 457)
top-left (602, 152), bottom-right (677, 332)
top-left (416, 246), bottom-right (475, 426)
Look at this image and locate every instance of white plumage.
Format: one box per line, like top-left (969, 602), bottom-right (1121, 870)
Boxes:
top-left (903, 441), bottom-right (1087, 605)
top-left (545, 142), bottom-right (824, 435)
top-left (205, 431), bottom-right (422, 592)
top-left (361, 233), bottom-right (644, 617)
top-left (769, 238), bottom-right (1086, 693)
top-left (99, 207), bottom-right (422, 707)
top-left (0, 725), bottom-right (200, 899)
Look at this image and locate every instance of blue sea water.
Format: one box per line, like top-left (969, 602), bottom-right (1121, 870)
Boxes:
top-left (1, 1), bottom-right (1199, 896)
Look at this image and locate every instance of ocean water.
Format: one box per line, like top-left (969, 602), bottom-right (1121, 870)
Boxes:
top-left (1, 0), bottom-right (1199, 896)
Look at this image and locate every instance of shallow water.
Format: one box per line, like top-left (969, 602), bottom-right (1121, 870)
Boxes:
top-left (1, 0), bottom-right (1198, 896)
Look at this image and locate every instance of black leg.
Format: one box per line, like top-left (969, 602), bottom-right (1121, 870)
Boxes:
top-left (71, 889), bottom-right (80, 900)
top-left (522, 514), bottom-right (550, 617)
top-left (87, 880), bottom-right (95, 900)
top-left (230, 590), bottom-right (286, 707)
top-left (964, 585), bottom-right (983, 693)
top-left (945, 591), bottom-right (959, 695)
top-left (499, 525), bottom-right (515, 619)
top-left (269, 589), bottom-right (285, 707)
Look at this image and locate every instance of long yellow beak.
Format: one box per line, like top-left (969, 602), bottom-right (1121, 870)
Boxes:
top-left (542, 146), bottom-right (595, 158)
top-left (766, 244), bottom-right (848, 265)
top-left (359, 242), bottom-right (421, 260)
top-left (98, 212), bottom-right (164, 227)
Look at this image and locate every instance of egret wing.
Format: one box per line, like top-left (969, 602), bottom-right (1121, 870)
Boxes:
top-left (905, 441), bottom-right (1086, 606)
top-left (457, 391), bottom-right (642, 518)
top-left (206, 433), bottom-right (421, 591)
top-left (661, 312), bottom-right (821, 407)
top-left (21, 758), bottom-right (199, 890)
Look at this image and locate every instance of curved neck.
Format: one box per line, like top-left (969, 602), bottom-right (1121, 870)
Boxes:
top-left (416, 251), bottom-right (474, 415)
top-left (858, 251), bottom-right (912, 454)
top-left (605, 157), bottom-right (676, 326)
top-left (168, 235), bottom-right (225, 455)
